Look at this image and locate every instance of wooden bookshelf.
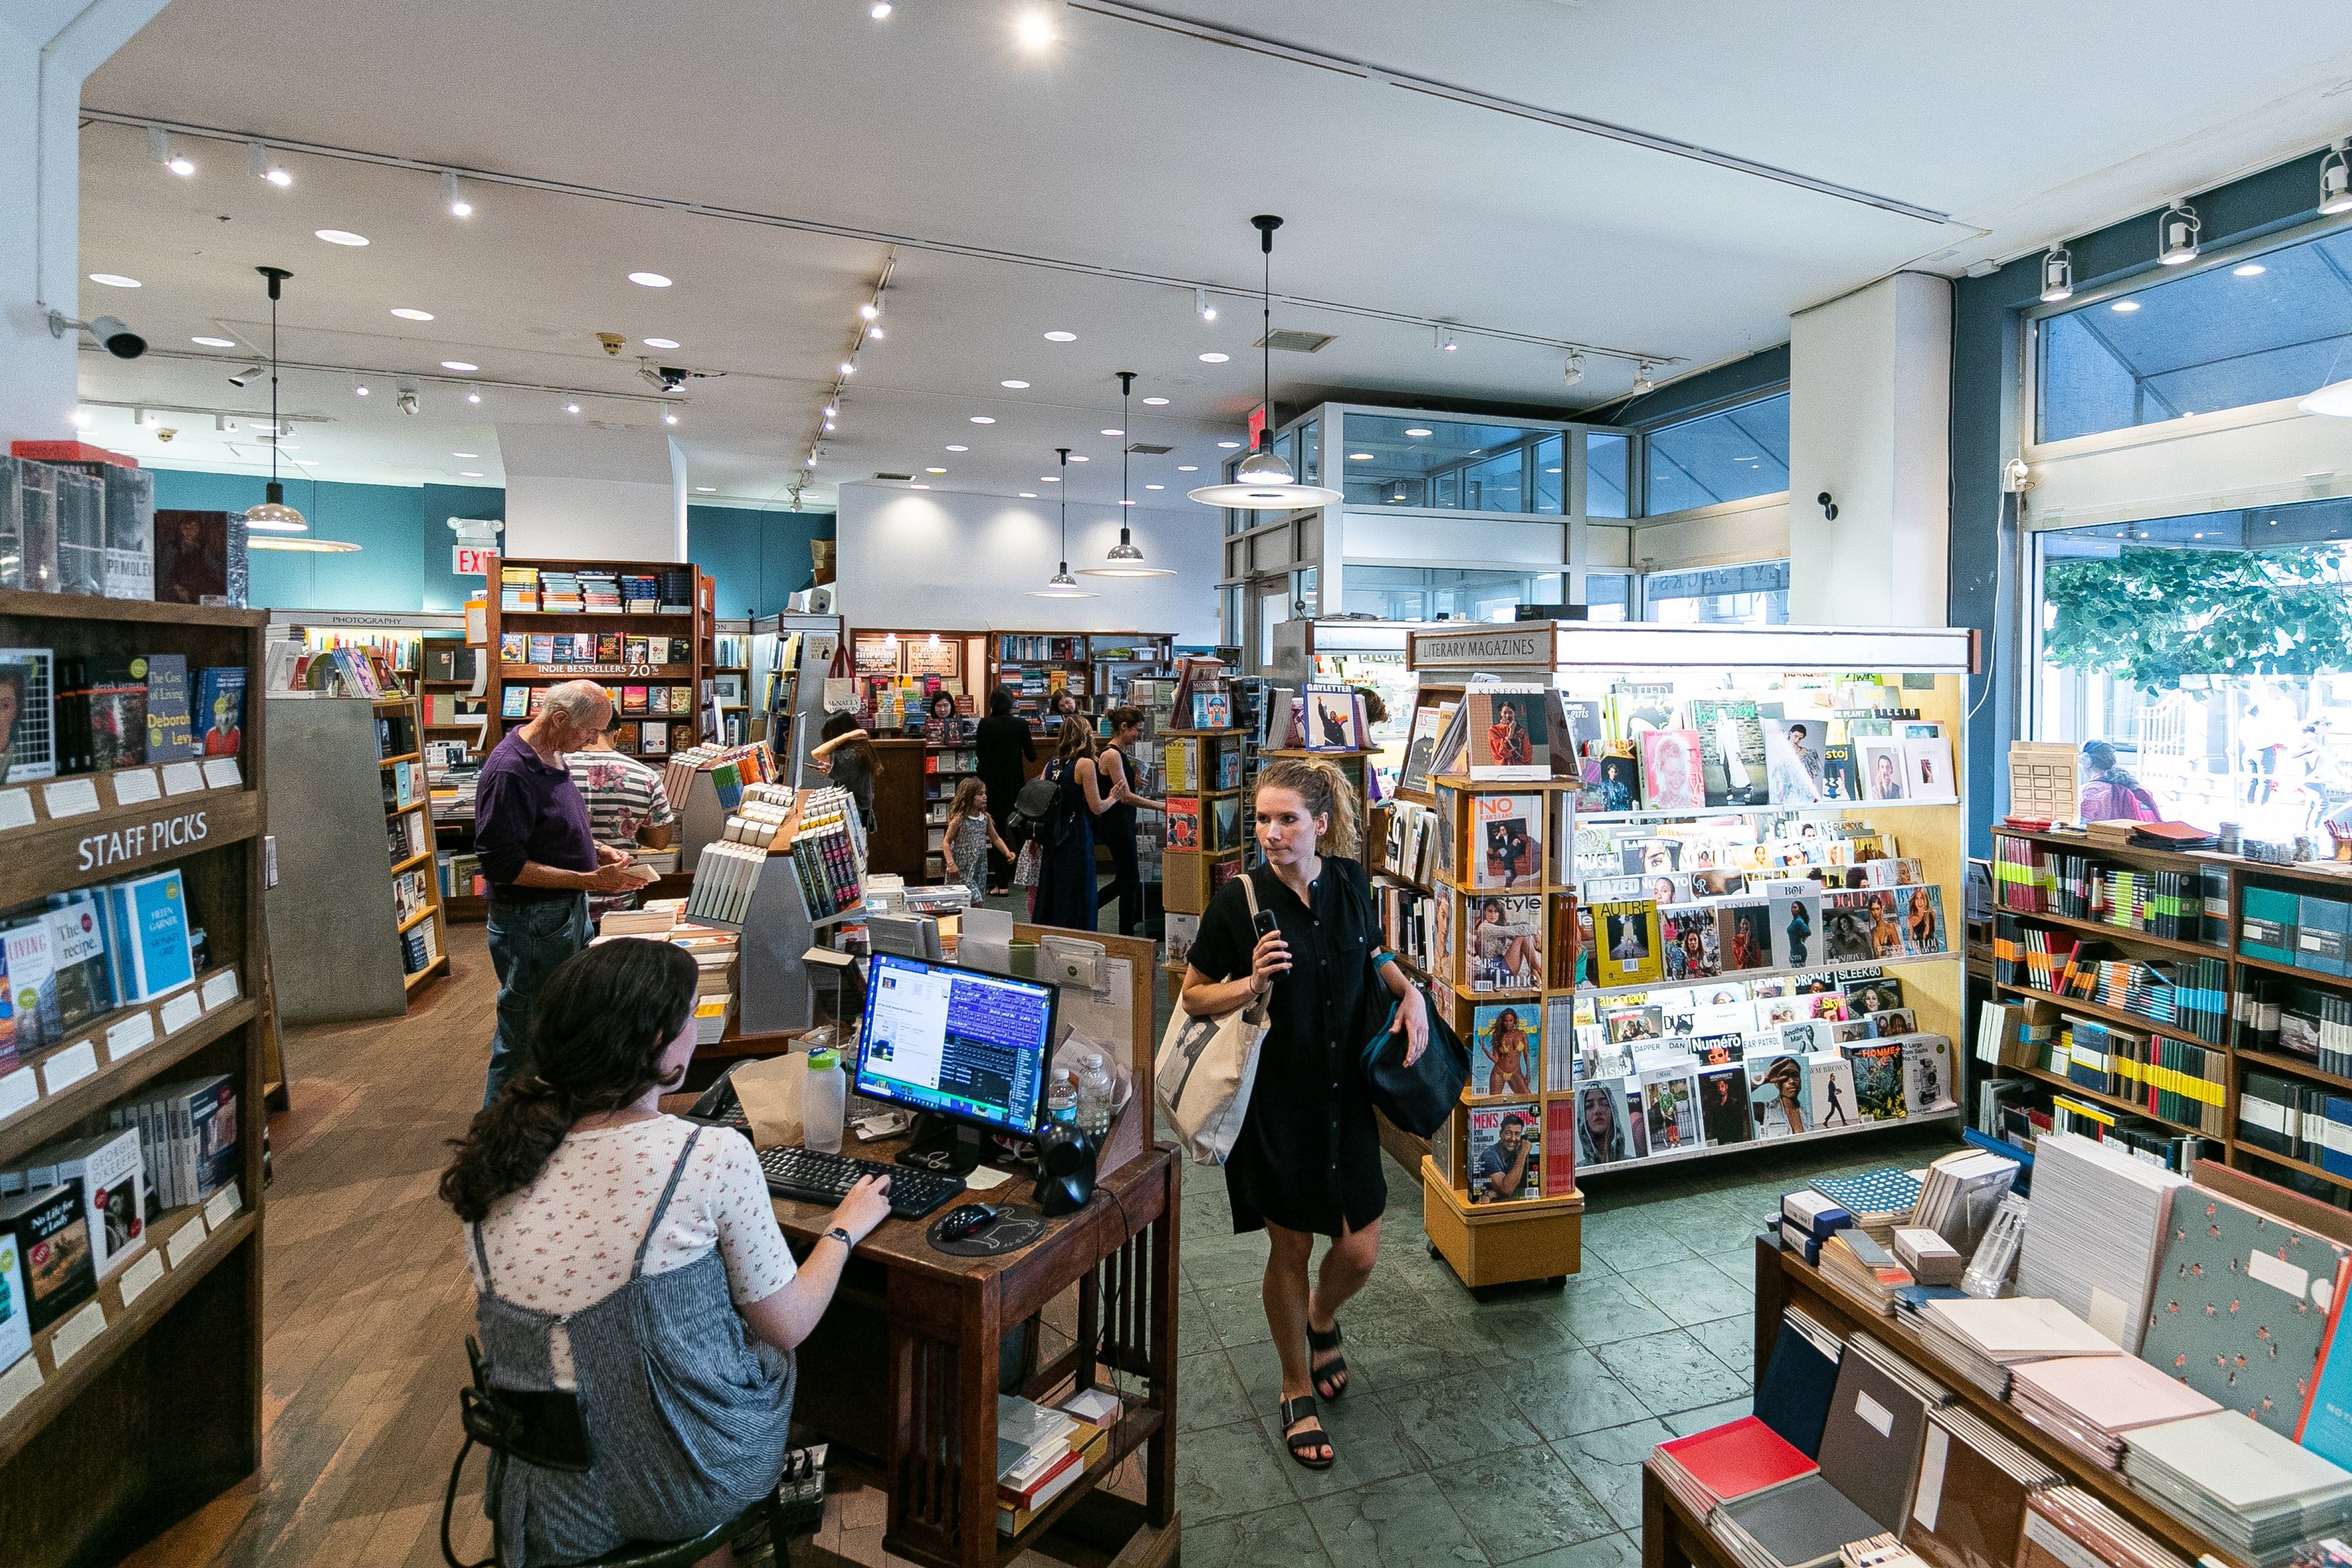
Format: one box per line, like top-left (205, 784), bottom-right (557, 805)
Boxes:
top-left (0, 588), bottom-right (269, 1567)
top-left (844, 626), bottom-right (987, 736)
top-left (1159, 727), bottom-right (1246, 915)
top-left (476, 557), bottom-right (713, 763)
top-left (987, 630), bottom-right (1174, 735)
top-left (377, 692), bottom-right (448, 997)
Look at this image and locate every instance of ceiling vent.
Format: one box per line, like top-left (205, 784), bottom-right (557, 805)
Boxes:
top-left (1125, 442), bottom-right (1174, 455)
top-left (1257, 328), bottom-right (1335, 354)
top-left (874, 471), bottom-right (912, 481)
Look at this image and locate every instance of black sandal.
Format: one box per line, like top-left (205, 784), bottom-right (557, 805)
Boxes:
top-left (1307, 1321), bottom-right (1349, 1401)
top-left (1279, 1394), bottom-right (1334, 1471)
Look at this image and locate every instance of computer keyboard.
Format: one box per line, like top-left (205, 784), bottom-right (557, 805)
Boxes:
top-left (758, 1145), bottom-right (967, 1221)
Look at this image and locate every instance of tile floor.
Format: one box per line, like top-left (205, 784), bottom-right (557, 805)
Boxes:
top-left (1170, 1120), bottom-right (1959, 1567)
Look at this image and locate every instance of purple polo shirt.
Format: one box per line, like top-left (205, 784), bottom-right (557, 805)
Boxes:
top-left (473, 727), bottom-right (599, 904)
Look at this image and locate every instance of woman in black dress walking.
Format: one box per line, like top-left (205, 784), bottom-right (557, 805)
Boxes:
top-left (973, 689), bottom-right (1034, 896)
top-left (1027, 719), bottom-right (1109, 930)
top-left (1178, 756), bottom-right (1427, 1471)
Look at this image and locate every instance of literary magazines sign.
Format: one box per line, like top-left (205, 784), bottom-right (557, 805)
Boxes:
top-left (1407, 624), bottom-right (1555, 671)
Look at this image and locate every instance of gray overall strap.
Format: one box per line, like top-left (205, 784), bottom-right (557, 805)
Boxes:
top-left (469, 1220), bottom-right (496, 1293)
top-left (631, 1126), bottom-right (705, 1279)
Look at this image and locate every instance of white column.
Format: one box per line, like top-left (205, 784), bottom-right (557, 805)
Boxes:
top-left (496, 423), bottom-right (683, 560)
top-left (0, 0), bottom-right (174, 443)
top-left (1787, 271), bottom-right (1952, 626)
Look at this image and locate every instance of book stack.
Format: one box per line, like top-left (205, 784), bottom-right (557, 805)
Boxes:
top-left (2017, 1487), bottom-right (2196, 1568)
top-left (577, 570), bottom-right (621, 611)
top-left (1807, 1169), bottom-right (1920, 1246)
top-left (536, 570), bottom-right (584, 613)
top-left (1889, 1228), bottom-right (1959, 1285)
top-left (1897, 1406), bottom-right (2061, 1568)
top-left (1907, 1147), bottom-right (2021, 1257)
top-left (2237, 1068), bottom-right (2352, 1172)
top-left (656, 568), bottom-right (694, 614)
top-left (1776, 1189), bottom-right (1853, 1266)
top-left (621, 573), bottom-right (659, 612)
top-left (995, 1389), bottom-right (1116, 1535)
top-left (2122, 1411), bottom-right (2352, 1565)
top-left (785, 792), bottom-right (865, 918)
top-left (1913, 1294), bottom-right (2121, 1400)
top-left (3, 1125), bottom-right (145, 1278)
top-left (401, 911), bottom-right (442, 975)
top-left (2005, 1352), bottom-right (2219, 1470)
top-left (499, 565), bottom-right (539, 611)
top-left (2013, 1132), bottom-right (2184, 1353)
top-left (1819, 1230), bottom-right (1912, 1313)
top-left (685, 840), bottom-right (769, 926)
top-left (2238, 976), bottom-right (2352, 1077)
top-left (109, 1073), bottom-right (239, 1209)
top-left (1650, 1416), bottom-right (1818, 1521)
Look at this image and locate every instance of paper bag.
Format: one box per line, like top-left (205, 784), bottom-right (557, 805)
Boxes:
top-left (730, 1050), bottom-right (811, 1148)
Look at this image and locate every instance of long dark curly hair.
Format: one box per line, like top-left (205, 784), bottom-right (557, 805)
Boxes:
top-left (440, 938), bottom-right (699, 1222)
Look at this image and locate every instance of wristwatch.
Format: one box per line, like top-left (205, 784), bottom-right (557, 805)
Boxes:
top-left (823, 1226), bottom-right (854, 1251)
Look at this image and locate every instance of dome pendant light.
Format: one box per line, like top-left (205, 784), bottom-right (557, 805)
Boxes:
top-left (1029, 448), bottom-right (1097, 598)
top-left (1083, 372), bottom-right (1175, 577)
top-left (243, 266), bottom-right (309, 534)
top-left (1188, 215), bottom-right (1344, 511)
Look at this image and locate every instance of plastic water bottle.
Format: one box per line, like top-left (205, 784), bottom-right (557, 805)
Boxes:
top-left (1047, 1076), bottom-right (1078, 1127)
top-left (1074, 1050), bottom-right (1114, 1143)
top-left (804, 1048), bottom-right (845, 1153)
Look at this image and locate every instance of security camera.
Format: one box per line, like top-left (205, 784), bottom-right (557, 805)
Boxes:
top-left (155, 428), bottom-right (176, 443)
top-left (45, 309), bottom-right (147, 359)
top-left (637, 364), bottom-right (690, 393)
top-left (227, 364), bottom-right (266, 388)
top-left (597, 333), bottom-right (626, 356)
top-left (396, 377), bottom-right (420, 416)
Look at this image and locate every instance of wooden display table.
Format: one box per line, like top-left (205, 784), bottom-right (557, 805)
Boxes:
top-left (1420, 1154), bottom-right (1582, 1293)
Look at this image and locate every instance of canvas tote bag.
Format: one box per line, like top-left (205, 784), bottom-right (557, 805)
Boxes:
top-left (1153, 873), bottom-right (1272, 1165)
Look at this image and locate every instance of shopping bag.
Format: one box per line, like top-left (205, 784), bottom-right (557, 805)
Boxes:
top-left (1153, 874), bottom-right (1270, 1164)
top-left (1011, 840), bottom-right (1042, 889)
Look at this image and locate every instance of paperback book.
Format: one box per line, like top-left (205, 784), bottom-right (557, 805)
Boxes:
top-left (1572, 1079), bottom-right (1638, 1167)
top-left (1747, 1052), bottom-right (1813, 1137)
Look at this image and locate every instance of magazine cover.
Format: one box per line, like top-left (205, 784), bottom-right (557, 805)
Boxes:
top-left (1214, 740), bottom-right (1243, 790)
top-left (1638, 728), bottom-right (1706, 810)
top-left (1856, 738), bottom-right (1908, 802)
top-left (1623, 1085), bottom-right (1654, 1159)
top-left (1715, 901), bottom-right (1775, 971)
top-left (1466, 894), bottom-right (1545, 991)
top-left (1690, 698), bottom-right (1768, 807)
top-left (1305, 682), bottom-right (1358, 751)
top-left (1779, 1019), bottom-right (1833, 1053)
top-left (1602, 1003), bottom-right (1664, 1043)
top-left (1845, 1041), bottom-right (1908, 1119)
top-left (1900, 1033), bottom-right (1957, 1112)
top-left (1697, 1063), bottom-right (1752, 1145)
top-left (1192, 690), bottom-right (1231, 729)
top-left (1466, 1101), bottom-right (1542, 1202)
top-left (1808, 1050), bottom-right (1860, 1128)
top-left (1641, 1067), bottom-right (1701, 1152)
top-left (1465, 686), bottom-right (1551, 783)
top-left (1821, 743), bottom-right (1861, 801)
top-left (1590, 898), bottom-right (1662, 989)
top-left (1164, 798), bottom-right (1199, 849)
top-left (1578, 749), bottom-right (1641, 812)
top-left (1572, 1079), bottom-right (1635, 1167)
top-left (1620, 836), bottom-right (1680, 875)
top-left (1869, 1007), bottom-right (1918, 1037)
top-left (1692, 1033), bottom-right (1745, 1066)
top-left (1208, 796), bottom-right (1242, 852)
top-left (1769, 890), bottom-right (1820, 968)
top-left (1398, 704), bottom-right (1447, 796)
top-left (1473, 793), bottom-right (1545, 889)
top-left (1612, 683), bottom-right (1679, 737)
top-left (1559, 698), bottom-right (1606, 764)
top-left (1903, 732), bottom-right (1957, 801)
top-left (1691, 867), bottom-right (1747, 896)
top-left (1660, 905), bottom-right (1721, 980)
top-left (1746, 1052), bottom-right (1811, 1137)
top-left (1827, 1019), bottom-right (1876, 1045)
top-left (1642, 871), bottom-right (1693, 907)
top-left (1898, 885), bottom-right (1945, 954)
top-left (0, 648), bottom-right (55, 785)
top-left (1471, 1003), bottom-right (1540, 1096)
top-left (1163, 912), bottom-right (1200, 968)
top-left (1820, 893), bottom-right (1879, 963)
top-left (1433, 784), bottom-right (1459, 882)
top-left (1763, 719), bottom-right (1825, 805)
top-left (1844, 975), bottom-right (1905, 1015)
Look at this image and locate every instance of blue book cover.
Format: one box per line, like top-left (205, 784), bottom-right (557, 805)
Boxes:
top-left (102, 869), bottom-right (195, 1002)
top-left (2243, 886), bottom-right (2301, 965)
top-left (195, 666), bottom-right (245, 759)
top-left (2329, 1097), bottom-right (2352, 1179)
top-left (142, 653), bottom-right (195, 763)
top-left (1809, 1168), bottom-right (1922, 1217)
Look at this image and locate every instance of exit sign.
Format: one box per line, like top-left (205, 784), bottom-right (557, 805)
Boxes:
top-left (453, 545), bottom-right (497, 576)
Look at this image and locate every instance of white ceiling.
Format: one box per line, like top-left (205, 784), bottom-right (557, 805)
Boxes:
top-left (69, 0), bottom-right (2352, 507)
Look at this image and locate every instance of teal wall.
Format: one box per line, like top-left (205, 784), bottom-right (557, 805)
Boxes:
top-left (147, 470), bottom-right (835, 618)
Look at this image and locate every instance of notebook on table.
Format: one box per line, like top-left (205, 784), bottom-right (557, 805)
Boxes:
top-left (1899, 1406), bottom-right (2062, 1568)
top-left (1652, 1416), bottom-right (1817, 1514)
top-left (1815, 1337), bottom-right (1935, 1532)
top-left (1757, 1307), bottom-right (1843, 1458)
top-left (1720, 1474), bottom-right (1891, 1568)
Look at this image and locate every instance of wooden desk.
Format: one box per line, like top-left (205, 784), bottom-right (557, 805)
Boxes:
top-left (774, 1135), bottom-right (1180, 1568)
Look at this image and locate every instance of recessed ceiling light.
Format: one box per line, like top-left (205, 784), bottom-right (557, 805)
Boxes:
top-left (1348, 452), bottom-right (1373, 460)
top-left (629, 271), bottom-right (672, 287)
top-left (1000, 379), bottom-right (1029, 389)
top-left (2234, 263), bottom-right (2267, 277)
top-left (1069, 454), bottom-right (1088, 462)
top-left (87, 273), bottom-right (139, 288)
top-left (945, 444), bottom-right (968, 452)
top-left (567, 403), bottom-right (581, 414)
top-left (1199, 352), bottom-right (1229, 363)
top-left (1217, 440), bottom-right (1241, 449)
top-left (467, 392), bottom-right (481, 404)
top-left (1177, 465), bottom-right (1198, 471)
top-left (970, 415), bottom-right (996, 424)
top-left (1143, 396), bottom-right (1169, 406)
top-left (314, 229), bottom-right (368, 246)
top-left (695, 486), bottom-right (716, 492)
top-left (926, 467), bottom-right (947, 473)
top-left (643, 337), bottom-right (680, 349)
top-left (1019, 491), bottom-right (1038, 498)
top-left (1043, 331), bottom-right (1077, 342)
top-left (1101, 428), bottom-right (1123, 436)
top-left (838, 362), bottom-right (856, 375)
top-left (391, 308), bottom-right (434, 321)
top-left (911, 483), bottom-right (931, 489)
top-left (441, 360), bottom-right (478, 372)
top-left (1145, 483), bottom-right (1164, 490)
top-left (1016, 9), bottom-right (1054, 46)
top-left (191, 335), bottom-right (235, 348)
top-left (1404, 427), bottom-right (1432, 437)
top-left (2110, 299), bottom-right (2141, 313)
top-left (459, 470), bottom-right (484, 478)
top-left (1041, 475), bottom-right (1060, 482)
top-left (453, 451), bottom-right (478, 457)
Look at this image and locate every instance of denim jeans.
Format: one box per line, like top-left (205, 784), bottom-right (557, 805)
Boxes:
top-left (484, 893), bottom-right (589, 1104)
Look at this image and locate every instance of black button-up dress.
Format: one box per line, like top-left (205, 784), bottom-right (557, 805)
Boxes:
top-left (1188, 858), bottom-right (1387, 1237)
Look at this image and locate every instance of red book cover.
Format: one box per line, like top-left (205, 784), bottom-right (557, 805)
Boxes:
top-left (1655, 1416), bottom-right (1816, 1503)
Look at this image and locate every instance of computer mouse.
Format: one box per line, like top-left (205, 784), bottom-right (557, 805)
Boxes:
top-left (939, 1204), bottom-right (998, 1241)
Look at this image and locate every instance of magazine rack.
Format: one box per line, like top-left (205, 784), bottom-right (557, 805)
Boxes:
top-left (1159, 727), bottom-right (1244, 915)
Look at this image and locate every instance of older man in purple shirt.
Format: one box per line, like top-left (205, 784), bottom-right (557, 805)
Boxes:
top-left (474, 679), bottom-right (647, 1103)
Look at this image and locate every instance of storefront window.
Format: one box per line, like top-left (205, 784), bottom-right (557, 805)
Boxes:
top-left (1339, 415), bottom-right (1566, 514)
top-left (1587, 431), bottom-right (1630, 518)
top-left (1341, 565), bottom-right (1564, 623)
top-left (1585, 571), bottom-right (1635, 622)
top-left (1643, 560), bottom-right (1789, 625)
top-left (1297, 418), bottom-right (1320, 485)
top-left (2032, 494), bottom-right (2352, 836)
top-left (1643, 392), bottom-right (1790, 515)
top-left (1294, 565), bottom-right (1318, 618)
top-left (2037, 228), bottom-right (2352, 444)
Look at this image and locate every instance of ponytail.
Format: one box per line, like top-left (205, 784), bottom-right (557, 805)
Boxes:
top-left (1255, 755), bottom-right (1361, 860)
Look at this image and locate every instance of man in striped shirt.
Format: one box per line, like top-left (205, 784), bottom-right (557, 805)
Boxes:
top-left (565, 716), bottom-right (679, 917)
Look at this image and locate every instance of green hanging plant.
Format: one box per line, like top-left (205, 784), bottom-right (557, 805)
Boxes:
top-left (2041, 544), bottom-right (2352, 690)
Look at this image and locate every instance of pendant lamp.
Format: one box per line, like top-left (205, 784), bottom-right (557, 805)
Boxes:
top-left (1028, 448), bottom-right (1097, 597)
top-left (1082, 371), bottom-right (1175, 576)
top-left (1188, 214), bottom-right (1344, 511)
top-left (243, 266), bottom-right (309, 534)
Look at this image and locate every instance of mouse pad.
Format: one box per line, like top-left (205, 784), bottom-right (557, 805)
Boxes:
top-left (928, 1204), bottom-right (1049, 1257)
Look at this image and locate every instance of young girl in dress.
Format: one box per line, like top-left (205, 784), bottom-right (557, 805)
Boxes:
top-left (942, 777), bottom-right (1009, 906)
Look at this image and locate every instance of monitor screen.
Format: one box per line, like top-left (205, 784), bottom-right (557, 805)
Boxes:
top-left (853, 954), bottom-right (1057, 1137)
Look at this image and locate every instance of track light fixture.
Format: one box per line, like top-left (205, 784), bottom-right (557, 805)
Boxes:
top-left (2038, 245), bottom-right (2075, 303)
top-left (1631, 360), bottom-right (1654, 396)
top-left (1561, 351), bottom-right (1585, 388)
top-left (444, 171), bottom-right (473, 217)
top-left (248, 141), bottom-right (291, 187)
top-left (1435, 325), bottom-right (1458, 353)
top-left (396, 377), bottom-right (420, 416)
top-left (148, 124), bottom-right (193, 176)
top-left (2324, 142), bottom-right (2352, 217)
top-left (1195, 287), bottom-right (1217, 322)
top-left (2157, 200), bottom-right (2201, 266)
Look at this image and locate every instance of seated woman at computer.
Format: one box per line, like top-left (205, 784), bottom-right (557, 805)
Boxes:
top-left (1177, 756), bottom-right (1429, 1474)
top-left (441, 939), bottom-right (891, 1567)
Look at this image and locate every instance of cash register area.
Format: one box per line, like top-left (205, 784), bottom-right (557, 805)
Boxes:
top-left (127, 908), bottom-right (1951, 1568)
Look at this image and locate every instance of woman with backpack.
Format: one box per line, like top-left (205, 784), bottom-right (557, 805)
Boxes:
top-left (2079, 739), bottom-right (2161, 823)
top-left (1026, 719), bottom-right (1110, 929)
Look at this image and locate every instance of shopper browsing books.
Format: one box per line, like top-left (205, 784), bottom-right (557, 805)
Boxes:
top-left (1093, 706), bottom-right (1166, 937)
top-left (975, 688), bottom-right (1035, 897)
top-left (2078, 739), bottom-right (2163, 823)
top-left (1027, 721), bottom-right (1111, 930)
top-left (1176, 756), bottom-right (1429, 1473)
top-left (475, 681), bottom-right (647, 1104)
top-left (941, 778), bottom-right (1011, 907)
top-left (565, 714), bottom-right (679, 920)
top-left (809, 712), bottom-right (878, 832)
top-left (443, 939), bottom-right (890, 1568)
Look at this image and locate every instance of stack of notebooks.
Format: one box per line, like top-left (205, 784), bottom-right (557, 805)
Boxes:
top-left (2012, 1131), bottom-right (2184, 1353)
top-left (2122, 1410), bottom-right (2352, 1565)
top-left (2017, 1487), bottom-right (2192, 1568)
top-left (1908, 1148), bottom-right (2020, 1257)
top-left (1912, 1294), bottom-right (2121, 1399)
top-left (1898, 1405), bottom-right (2062, 1568)
top-left (1809, 1169), bottom-right (1922, 1246)
top-left (1819, 1230), bottom-right (1914, 1315)
top-left (2004, 1352), bottom-right (2219, 1469)
top-left (996, 1389), bottom-right (1118, 1535)
top-left (1651, 1416), bottom-right (1818, 1522)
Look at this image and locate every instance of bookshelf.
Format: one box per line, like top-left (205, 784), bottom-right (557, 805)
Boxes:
top-left (1159, 728), bottom-right (1246, 915)
top-left (380, 690), bottom-right (449, 997)
top-left (478, 556), bottom-right (713, 763)
top-left (846, 626), bottom-right (987, 735)
top-left (0, 589), bottom-right (268, 1568)
top-left (747, 611), bottom-right (840, 784)
top-left (987, 630), bottom-right (1175, 734)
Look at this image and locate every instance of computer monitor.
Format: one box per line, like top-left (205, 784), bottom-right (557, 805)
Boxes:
top-left (853, 953), bottom-right (1058, 1172)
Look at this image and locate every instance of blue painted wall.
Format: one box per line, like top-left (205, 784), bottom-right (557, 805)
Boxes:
top-left (147, 470), bottom-right (834, 618)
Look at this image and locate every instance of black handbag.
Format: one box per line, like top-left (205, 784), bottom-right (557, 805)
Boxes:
top-left (1360, 987), bottom-right (1469, 1139)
